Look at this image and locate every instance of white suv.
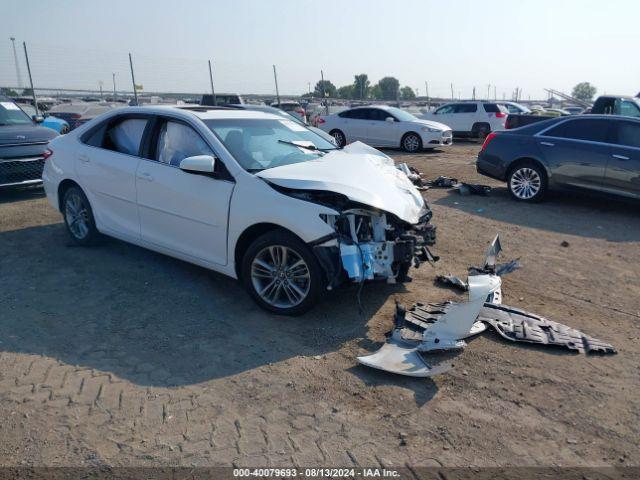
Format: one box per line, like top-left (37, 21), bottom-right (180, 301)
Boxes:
top-left (420, 101), bottom-right (508, 138)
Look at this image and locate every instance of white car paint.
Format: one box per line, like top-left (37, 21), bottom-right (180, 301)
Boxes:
top-left (317, 105), bottom-right (452, 150)
top-left (419, 101), bottom-right (508, 135)
top-left (42, 107), bottom-right (434, 312)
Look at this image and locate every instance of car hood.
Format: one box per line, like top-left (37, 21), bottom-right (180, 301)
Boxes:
top-left (256, 142), bottom-right (426, 223)
top-left (409, 119), bottom-right (451, 131)
top-left (0, 124), bottom-right (58, 145)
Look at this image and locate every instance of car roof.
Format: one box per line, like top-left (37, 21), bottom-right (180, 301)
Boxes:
top-left (135, 105), bottom-right (285, 121)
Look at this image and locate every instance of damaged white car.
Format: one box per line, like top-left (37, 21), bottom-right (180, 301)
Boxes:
top-left (43, 106), bottom-right (436, 315)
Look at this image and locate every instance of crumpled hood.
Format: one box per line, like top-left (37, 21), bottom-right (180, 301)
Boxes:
top-left (256, 142), bottom-right (426, 224)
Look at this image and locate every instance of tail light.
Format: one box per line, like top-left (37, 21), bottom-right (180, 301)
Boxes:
top-left (43, 148), bottom-right (53, 160)
top-left (295, 107), bottom-right (305, 116)
top-left (495, 112), bottom-right (507, 118)
top-left (480, 132), bottom-right (498, 152)
top-left (316, 117), bottom-right (326, 124)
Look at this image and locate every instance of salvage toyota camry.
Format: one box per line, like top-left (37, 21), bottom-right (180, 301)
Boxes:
top-left (42, 106), bottom-right (436, 314)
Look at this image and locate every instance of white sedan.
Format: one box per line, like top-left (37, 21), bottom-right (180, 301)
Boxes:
top-left (316, 105), bottom-right (452, 152)
top-left (42, 106), bottom-right (437, 315)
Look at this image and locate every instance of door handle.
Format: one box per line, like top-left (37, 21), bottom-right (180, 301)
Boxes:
top-left (540, 142), bottom-right (555, 147)
top-left (78, 154), bottom-right (90, 163)
top-left (137, 172), bottom-right (154, 182)
top-left (612, 154), bottom-right (630, 161)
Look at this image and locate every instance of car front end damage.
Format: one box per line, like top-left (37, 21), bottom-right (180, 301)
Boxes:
top-left (288, 190), bottom-right (437, 289)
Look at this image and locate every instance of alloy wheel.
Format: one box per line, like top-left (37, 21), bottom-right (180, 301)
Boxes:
top-left (65, 193), bottom-right (90, 239)
top-left (332, 131), bottom-right (345, 147)
top-left (510, 167), bottom-right (541, 200)
top-left (250, 245), bottom-right (311, 308)
top-left (403, 134), bottom-right (420, 152)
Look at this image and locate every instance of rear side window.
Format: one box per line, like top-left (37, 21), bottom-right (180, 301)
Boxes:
top-left (339, 109), bottom-right (366, 119)
top-left (99, 118), bottom-right (148, 155)
top-left (455, 104), bottom-right (478, 113)
top-left (542, 119), bottom-right (610, 143)
top-left (483, 103), bottom-right (504, 113)
top-left (613, 121), bottom-right (640, 148)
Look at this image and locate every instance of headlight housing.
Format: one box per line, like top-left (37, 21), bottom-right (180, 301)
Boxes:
top-left (421, 126), bottom-right (442, 133)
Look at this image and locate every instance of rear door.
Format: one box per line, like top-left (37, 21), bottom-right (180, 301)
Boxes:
top-left (77, 114), bottom-right (151, 239)
top-left (337, 109), bottom-right (368, 143)
top-left (135, 117), bottom-right (234, 265)
top-left (536, 118), bottom-right (612, 190)
top-left (451, 103), bottom-right (478, 132)
top-left (604, 119), bottom-right (640, 197)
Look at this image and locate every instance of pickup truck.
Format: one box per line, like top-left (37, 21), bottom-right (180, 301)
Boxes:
top-left (505, 95), bottom-right (640, 129)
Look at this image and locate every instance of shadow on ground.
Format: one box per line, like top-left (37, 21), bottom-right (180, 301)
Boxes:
top-left (434, 187), bottom-right (640, 242)
top-left (0, 187), bottom-right (46, 205)
top-left (0, 222), bottom-right (409, 388)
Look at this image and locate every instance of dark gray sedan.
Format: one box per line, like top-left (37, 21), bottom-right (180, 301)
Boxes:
top-left (476, 115), bottom-right (640, 202)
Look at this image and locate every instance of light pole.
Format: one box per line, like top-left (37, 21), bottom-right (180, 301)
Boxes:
top-left (10, 37), bottom-right (23, 89)
top-left (112, 73), bottom-right (116, 100)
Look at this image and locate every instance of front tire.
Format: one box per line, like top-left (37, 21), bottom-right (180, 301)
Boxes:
top-left (329, 129), bottom-right (346, 148)
top-left (241, 230), bottom-right (324, 315)
top-left (507, 161), bottom-right (547, 202)
top-left (62, 186), bottom-right (100, 245)
top-left (401, 132), bottom-right (422, 153)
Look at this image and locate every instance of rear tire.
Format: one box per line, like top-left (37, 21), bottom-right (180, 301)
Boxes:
top-left (62, 186), bottom-right (100, 245)
top-left (473, 123), bottom-right (490, 140)
top-left (507, 161), bottom-right (547, 202)
top-left (241, 230), bottom-right (325, 315)
top-left (329, 129), bottom-right (346, 148)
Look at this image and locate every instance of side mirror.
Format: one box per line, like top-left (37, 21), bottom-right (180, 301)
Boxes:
top-left (32, 115), bottom-right (45, 123)
top-left (385, 117), bottom-right (395, 123)
top-left (179, 155), bottom-right (216, 174)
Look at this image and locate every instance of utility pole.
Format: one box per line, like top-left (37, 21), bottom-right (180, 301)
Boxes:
top-left (308, 82), bottom-right (311, 95)
top-left (273, 65), bottom-right (281, 107)
top-left (320, 69), bottom-right (328, 114)
top-left (99, 81), bottom-right (103, 100)
top-left (425, 81), bottom-right (430, 108)
top-left (494, 86), bottom-right (497, 101)
top-left (208, 60), bottom-right (216, 105)
top-left (450, 83), bottom-right (454, 100)
top-left (22, 42), bottom-right (38, 116)
top-left (129, 53), bottom-right (138, 105)
top-left (10, 37), bottom-right (23, 89)
top-left (112, 73), bottom-right (116, 101)
top-left (487, 84), bottom-right (491, 100)
top-left (472, 86), bottom-right (476, 100)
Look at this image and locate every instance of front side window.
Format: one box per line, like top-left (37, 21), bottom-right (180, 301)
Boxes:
top-left (435, 105), bottom-right (455, 114)
top-left (614, 121), bottom-right (640, 148)
top-left (205, 118), bottom-right (337, 172)
top-left (0, 101), bottom-right (33, 126)
top-left (102, 118), bottom-right (148, 155)
top-left (542, 119), bottom-right (610, 143)
top-left (156, 121), bottom-right (213, 166)
top-left (620, 100), bottom-right (640, 118)
top-left (383, 107), bottom-right (416, 122)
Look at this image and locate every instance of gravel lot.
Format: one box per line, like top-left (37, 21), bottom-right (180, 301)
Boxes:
top-left (0, 142), bottom-right (638, 468)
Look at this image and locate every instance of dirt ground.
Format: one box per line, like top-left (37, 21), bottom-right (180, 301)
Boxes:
top-left (0, 142), bottom-right (638, 469)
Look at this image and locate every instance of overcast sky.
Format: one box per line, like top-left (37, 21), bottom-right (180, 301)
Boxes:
top-left (3, 0), bottom-right (639, 99)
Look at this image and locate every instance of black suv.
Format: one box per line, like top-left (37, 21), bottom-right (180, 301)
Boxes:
top-left (0, 96), bottom-right (58, 188)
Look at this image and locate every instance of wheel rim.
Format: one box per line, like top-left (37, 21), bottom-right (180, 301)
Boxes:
top-left (65, 193), bottom-right (90, 239)
top-left (510, 167), bottom-right (541, 199)
top-left (332, 131), bottom-right (345, 146)
top-left (251, 245), bottom-right (311, 309)
top-left (404, 134), bottom-right (420, 151)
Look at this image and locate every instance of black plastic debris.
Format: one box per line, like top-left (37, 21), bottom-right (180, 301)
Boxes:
top-left (456, 183), bottom-right (492, 196)
top-left (478, 303), bottom-right (617, 355)
top-left (425, 176), bottom-right (459, 188)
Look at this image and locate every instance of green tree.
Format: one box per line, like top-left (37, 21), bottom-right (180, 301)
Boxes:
top-left (22, 88), bottom-right (33, 96)
top-left (571, 82), bottom-right (597, 102)
top-left (1, 87), bottom-right (18, 97)
top-left (352, 74), bottom-right (370, 100)
top-left (313, 80), bottom-right (336, 98)
top-left (400, 86), bottom-right (416, 100)
top-left (370, 84), bottom-right (383, 100)
top-left (376, 77), bottom-right (400, 101)
top-left (337, 85), bottom-right (354, 99)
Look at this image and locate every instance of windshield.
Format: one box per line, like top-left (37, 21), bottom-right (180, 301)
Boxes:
top-left (0, 101), bottom-right (33, 126)
top-left (384, 107), bottom-right (417, 122)
top-left (205, 118), bottom-right (338, 172)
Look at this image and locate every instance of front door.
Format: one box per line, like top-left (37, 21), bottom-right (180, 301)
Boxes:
top-left (135, 118), bottom-right (234, 265)
top-left (365, 108), bottom-right (398, 146)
